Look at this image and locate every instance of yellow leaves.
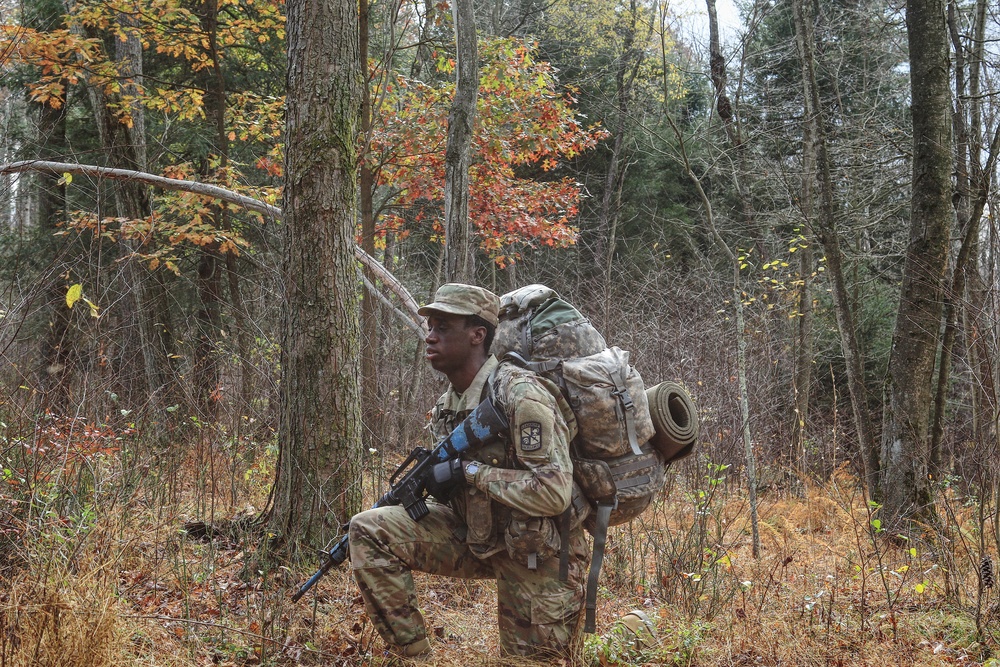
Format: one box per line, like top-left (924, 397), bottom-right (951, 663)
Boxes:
top-left (66, 284), bottom-right (83, 309)
top-left (145, 88), bottom-right (205, 121)
top-left (65, 284), bottom-right (100, 317)
top-left (57, 172), bottom-right (73, 186)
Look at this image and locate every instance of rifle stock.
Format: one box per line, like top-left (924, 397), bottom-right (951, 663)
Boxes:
top-left (290, 393), bottom-right (509, 601)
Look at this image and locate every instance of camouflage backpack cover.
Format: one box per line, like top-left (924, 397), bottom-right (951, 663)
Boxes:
top-left (494, 284), bottom-right (685, 632)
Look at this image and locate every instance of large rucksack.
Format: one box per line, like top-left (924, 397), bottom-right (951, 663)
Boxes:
top-left (493, 284), bottom-right (698, 632)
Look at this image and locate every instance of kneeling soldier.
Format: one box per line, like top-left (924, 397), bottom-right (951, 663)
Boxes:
top-left (349, 283), bottom-right (589, 659)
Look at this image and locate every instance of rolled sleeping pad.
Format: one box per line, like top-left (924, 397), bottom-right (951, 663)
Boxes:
top-left (645, 381), bottom-right (699, 463)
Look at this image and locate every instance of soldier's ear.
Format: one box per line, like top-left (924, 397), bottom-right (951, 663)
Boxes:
top-left (469, 324), bottom-right (487, 346)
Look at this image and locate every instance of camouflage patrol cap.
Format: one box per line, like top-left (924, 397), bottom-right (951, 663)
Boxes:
top-left (418, 283), bottom-right (500, 327)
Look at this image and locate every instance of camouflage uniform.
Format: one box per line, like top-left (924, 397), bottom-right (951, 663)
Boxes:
top-left (350, 355), bottom-right (590, 658)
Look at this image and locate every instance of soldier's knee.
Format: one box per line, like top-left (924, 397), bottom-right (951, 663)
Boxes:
top-left (350, 508), bottom-right (380, 541)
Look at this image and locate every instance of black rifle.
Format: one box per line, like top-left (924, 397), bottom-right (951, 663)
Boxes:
top-left (291, 393), bottom-right (509, 602)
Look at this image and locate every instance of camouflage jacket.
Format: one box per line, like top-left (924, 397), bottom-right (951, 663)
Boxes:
top-left (429, 355), bottom-right (579, 559)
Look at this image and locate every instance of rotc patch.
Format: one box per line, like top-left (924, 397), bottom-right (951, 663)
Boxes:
top-left (519, 421), bottom-right (542, 451)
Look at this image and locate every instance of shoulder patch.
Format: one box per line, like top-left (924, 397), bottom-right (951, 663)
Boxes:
top-left (519, 421), bottom-right (543, 451)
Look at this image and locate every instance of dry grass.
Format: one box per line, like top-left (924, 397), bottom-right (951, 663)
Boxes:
top-left (1, 447), bottom-right (997, 667)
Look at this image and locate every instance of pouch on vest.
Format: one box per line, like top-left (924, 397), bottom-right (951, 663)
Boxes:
top-left (504, 514), bottom-right (561, 570)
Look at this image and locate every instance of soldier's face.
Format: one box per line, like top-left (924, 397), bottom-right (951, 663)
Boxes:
top-left (424, 314), bottom-right (482, 376)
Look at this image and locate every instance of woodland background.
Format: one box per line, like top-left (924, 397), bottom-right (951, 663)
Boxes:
top-left (1, 0), bottom-right (999, 664)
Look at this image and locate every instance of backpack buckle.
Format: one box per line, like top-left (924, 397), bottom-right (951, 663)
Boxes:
top-left (614, 388), bottom-right (635, 412)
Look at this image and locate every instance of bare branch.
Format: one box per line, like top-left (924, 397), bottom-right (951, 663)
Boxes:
top-left (1, 159), bottom-right (282, 219)
top-left (0, 159), bottom-right (426, 334)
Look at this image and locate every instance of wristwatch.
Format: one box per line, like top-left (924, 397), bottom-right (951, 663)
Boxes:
top-left (464, 461), bottom-right (482, 486)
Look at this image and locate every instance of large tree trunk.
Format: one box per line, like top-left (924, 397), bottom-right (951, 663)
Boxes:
top-left (880, 0), bottom-right (953, 528)
top-left (443, 0), bottom-right (477, 283)
top-left (268, 0), bottom-right (363, 555)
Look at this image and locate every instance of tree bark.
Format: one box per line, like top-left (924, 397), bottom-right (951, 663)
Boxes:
top-left (791, 0), bottom-right (816, 465)
top-left (599, 0), bottom-right (646, 322)
top-left (880, 0), bottom-right (953, 528)
top-left (193, 0), bottom-right (228, 426)
top-left (443, 0), bottom-right (477, 283)
top-left (410, 0), bottom-right (437, 80)
top-left (934, 0), bottom-right (999, 480)
top-left (268, 0), bottom-right (364, 556)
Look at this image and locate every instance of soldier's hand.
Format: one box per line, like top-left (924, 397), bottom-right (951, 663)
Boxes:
top-left (425, 458), bottom-right (465, 502)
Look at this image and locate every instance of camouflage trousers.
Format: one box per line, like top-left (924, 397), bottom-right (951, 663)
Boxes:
top-left (349, 502), bottom-right (589, 658)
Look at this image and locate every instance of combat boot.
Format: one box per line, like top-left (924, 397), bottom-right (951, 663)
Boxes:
top-left (383, 637), bottom-right (432, 664)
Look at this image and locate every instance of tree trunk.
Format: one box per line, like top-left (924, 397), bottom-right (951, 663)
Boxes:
top-left (109, 4), bottom-right (179, 430)
top-left (880, 0), bottom-right (953, 528)
top-left (35, 96), bottom-right (71, 414)
top-left (934, 0), bottom-right (999, 480)
top-left (443, 0), bottom-right (477, 283)
top-left (410, 0), bottom-right (436, 80)
top-left (359, 0), bottom-right (383, 451)
top-left (791, 0), bottom-right (816, 465)
top-left (268, 0), bottom-right (363, 556)
top-left (792, 0), bottom-right (879, 494)
top-left (704, 0), bottom-right (760, 557)
top-left (599, 0), bottom-right (644, 323)
top-left (192, 0), bottom-right (228, 426)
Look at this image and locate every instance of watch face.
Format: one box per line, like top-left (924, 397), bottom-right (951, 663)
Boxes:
top-left (466, 462), bottom-right (478, 474)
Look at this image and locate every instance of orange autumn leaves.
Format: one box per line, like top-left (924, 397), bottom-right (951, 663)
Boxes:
top-left (369, 38), bottom-right (608, 265)
top-left (4, 0), bottom-right (605, 267)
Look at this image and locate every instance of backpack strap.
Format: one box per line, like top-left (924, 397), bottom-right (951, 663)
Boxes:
top-left (558, 508), bottom-right (571, 581)
top-left (609, 366), bottom-right (643, 456)
top-left (558, 491), bottom-right (588, 582)
top-left (503, 351), bottom-right (561, 374)
top-left (582, 456), bottom-right (651, 633)
top-left (607, 454), bottom-right (653, 489)
top-left (584, 498), bottom-right (616, 634)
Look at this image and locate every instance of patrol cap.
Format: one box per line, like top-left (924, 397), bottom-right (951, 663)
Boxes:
top-left (418, 283), bottom-right (500, 328)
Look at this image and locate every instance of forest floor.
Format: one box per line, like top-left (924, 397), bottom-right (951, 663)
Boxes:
top-left (3, 451), bottom-right (998, 667)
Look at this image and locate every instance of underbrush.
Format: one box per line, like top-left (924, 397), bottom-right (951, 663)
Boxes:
top-left (1, 416), bottom-right (998, 666)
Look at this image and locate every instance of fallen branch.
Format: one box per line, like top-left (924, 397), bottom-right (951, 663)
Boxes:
top-left (0, 159), bottom-right (425, 334)
top-left (2, 159), bottom-right (281, 219)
